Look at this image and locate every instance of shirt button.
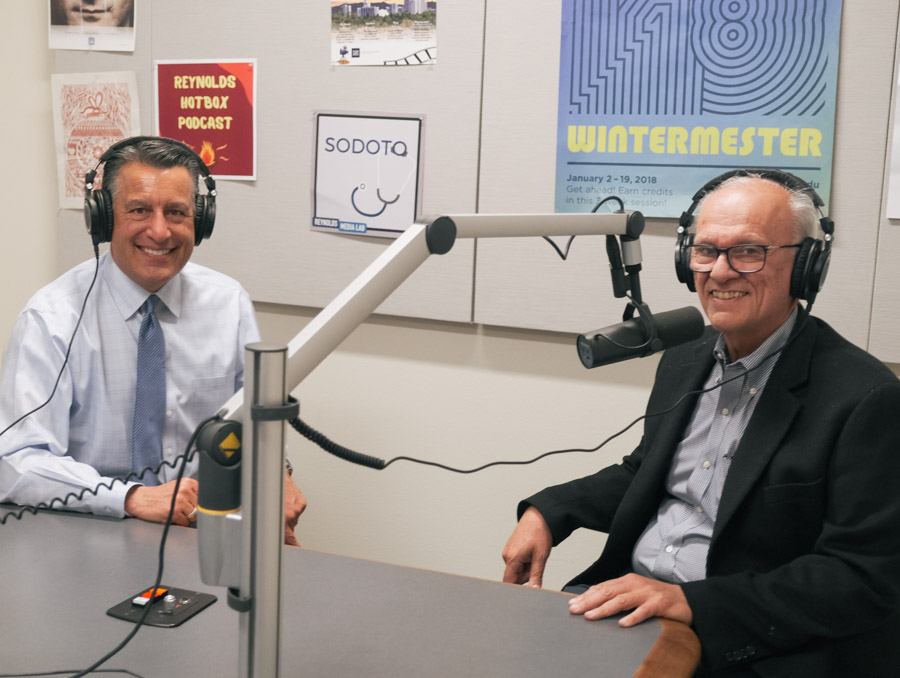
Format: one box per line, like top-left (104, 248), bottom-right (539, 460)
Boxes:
top-left (166, 410), bottom-right (174, 418)
top-left (749, 387), bottom-right (757, 395)
top-left (695, 506), bottom-right (703, 513)
top-left (665, 545), bottom-right (674, 553)
top-left (703, 460), bottom-right (711, 469)
top-left (722, 407), bottom-right (730, 415)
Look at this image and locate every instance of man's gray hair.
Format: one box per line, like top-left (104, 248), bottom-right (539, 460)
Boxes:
top-left (695, 173), bottom-right (820, 242)
top-left (101, 137), bottom-right (203, 200)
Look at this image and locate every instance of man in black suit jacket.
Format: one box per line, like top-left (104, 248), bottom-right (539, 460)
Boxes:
top-left (502, 174), bottom-right (900, 677)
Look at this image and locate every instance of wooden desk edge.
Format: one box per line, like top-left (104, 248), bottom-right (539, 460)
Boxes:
top-left (633, 618), bottom-right (701, 678)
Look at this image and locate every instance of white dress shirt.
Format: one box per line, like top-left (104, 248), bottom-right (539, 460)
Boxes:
top-left (0, 253), bottom-right (260, 517)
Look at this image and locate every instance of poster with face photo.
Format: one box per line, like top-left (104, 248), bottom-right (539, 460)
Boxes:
top-left (48, 0), bottom-right (137, 52)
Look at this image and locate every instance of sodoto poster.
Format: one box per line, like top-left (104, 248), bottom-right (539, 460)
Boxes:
top-left (555, 0), bottom-right (843, 217)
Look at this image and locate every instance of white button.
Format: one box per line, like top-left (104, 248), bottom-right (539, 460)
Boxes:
top-left (166, 410), bottom-right (174, 418)
top-left (749, 388), bottom-right (757, 395)
top-left (716, 377), bottom-right (721, 384)
top-left (722, 407), bottom-right (730, 415)
top-left (665, 545), bottom-right (674, 553)
top-left (703, 460), bottom-right (711, 469)
top-left (696, 506), bottom-right (703, 513)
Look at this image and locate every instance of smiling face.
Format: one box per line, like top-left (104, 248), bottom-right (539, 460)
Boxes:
top-left (52, 0), bottom-right (134, 27)
top-left (693, 179), bottom-right (801, 360)
top-left (108, 162), bottom-right (196, 293)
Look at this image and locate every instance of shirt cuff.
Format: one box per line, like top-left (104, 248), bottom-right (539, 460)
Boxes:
top-left (95, 480), bottom-right (140, 519)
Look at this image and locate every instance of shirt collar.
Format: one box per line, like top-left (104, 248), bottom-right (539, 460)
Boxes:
top-left (712, 305), bottom-right (799, 377)
top-left (102, 252), bottom-right (184, 321)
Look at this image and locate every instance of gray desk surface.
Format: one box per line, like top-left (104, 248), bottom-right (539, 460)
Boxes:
top-left (0, 511), bottom-right (698, 677)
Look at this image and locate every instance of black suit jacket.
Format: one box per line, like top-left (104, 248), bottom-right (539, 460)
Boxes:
top-left (524, 313), bottom-right (900, 677)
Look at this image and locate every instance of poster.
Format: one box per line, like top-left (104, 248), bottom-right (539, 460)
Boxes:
top-left (155, 60), bottom-right (257, 180)
top-left (331, 1), bottom-right (437, 66)
top-left (48, 0), bottom-right (137, 52)
top-left (555, 0), bottom-right (843, 217)
top-left (313, 112), bottom-right (424, 238)
top-left (51, 71), bottom-right (141, 209)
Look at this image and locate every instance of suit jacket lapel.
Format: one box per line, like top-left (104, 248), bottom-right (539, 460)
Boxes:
top-left (611, 332), bottom-right (717, 547)
top-left (711, 316), bottom-right (817, 544)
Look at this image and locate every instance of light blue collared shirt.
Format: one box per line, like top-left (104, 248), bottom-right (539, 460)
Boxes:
top-left (0, 253), bottom-right (259, 517)
top-left (631, 307), bottom-right (798, 583)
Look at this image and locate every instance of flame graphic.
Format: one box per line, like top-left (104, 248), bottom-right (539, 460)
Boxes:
top-left (198, 140), bottom-right (229, 166)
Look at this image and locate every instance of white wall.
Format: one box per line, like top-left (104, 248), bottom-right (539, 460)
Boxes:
top-left (0, 2), bottom-right (57, 347)
top-left (3, 3), bottom-right (900, 593)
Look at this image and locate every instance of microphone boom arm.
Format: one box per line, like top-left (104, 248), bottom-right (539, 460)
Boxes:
top-left (217, 210), bottom-right (644, 422)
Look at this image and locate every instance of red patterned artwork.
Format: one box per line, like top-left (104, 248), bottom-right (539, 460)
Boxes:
top-left (59, 83), bottom-right (135, 197)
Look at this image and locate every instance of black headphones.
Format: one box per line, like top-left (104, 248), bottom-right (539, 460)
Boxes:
top-left (674, 168), bottom-right (834, 305)
top-left (83, 136), bottom-right (217, 247)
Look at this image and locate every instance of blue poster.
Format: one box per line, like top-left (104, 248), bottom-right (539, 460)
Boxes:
top-left (555, 0), bottom-right (843, 217)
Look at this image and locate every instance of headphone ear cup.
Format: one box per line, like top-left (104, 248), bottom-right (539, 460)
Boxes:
top-left (790, 237), bottom-right (820, 300)
top-left (674, 229), bottom-right (696, 292)
top-left (99, 189), bottom-right (114, 243)
top-left (806, 241), bottom-right (830, 304)
top-left (84, 189), bottom-right (114, 245)
top-left (193, 194), bottom-right (215, 246)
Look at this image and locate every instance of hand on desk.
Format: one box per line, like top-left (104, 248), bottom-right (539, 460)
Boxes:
top-left (284, 470), bottom-right (307, 547)
top-left (501, 507), bottom-right (553, 588)
top-left (568, 573), bottom-right (693, 627)
top-left (123, 472), bottom-right (306, 544)
top-left (125, 478), bottom-right (199, 526)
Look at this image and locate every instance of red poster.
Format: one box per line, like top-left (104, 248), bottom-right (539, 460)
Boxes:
top-left (155, 60), bottom-right (257, 179)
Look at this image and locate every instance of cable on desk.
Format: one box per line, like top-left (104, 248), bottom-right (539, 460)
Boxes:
top-left (66, 415), bottom-right (214, 678)
top-left (0, 450), bottom-right (198, 525)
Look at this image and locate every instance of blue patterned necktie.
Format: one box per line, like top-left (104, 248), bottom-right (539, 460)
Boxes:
top-left (132, 295), bottom-right (166, 485)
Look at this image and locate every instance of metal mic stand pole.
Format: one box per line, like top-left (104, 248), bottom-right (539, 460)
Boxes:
top-left (239, 342), bottom-right (291, 678)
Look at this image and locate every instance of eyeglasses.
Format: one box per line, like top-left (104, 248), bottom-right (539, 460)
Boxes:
top-left (687, 243), bottom-right (803, 274)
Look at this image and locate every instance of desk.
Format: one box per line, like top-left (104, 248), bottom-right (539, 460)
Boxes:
top-left (0, 511), bottom-right (699, 677)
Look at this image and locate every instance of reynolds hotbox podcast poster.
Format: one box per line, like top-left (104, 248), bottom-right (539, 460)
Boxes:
top-left (555, 0), bottom-right (843, 217)
top-left (155, 60), bottom-right (257, 180)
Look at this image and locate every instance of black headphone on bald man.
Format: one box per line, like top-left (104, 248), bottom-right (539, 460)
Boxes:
top-left (674, 168), bottom-right (834, 305)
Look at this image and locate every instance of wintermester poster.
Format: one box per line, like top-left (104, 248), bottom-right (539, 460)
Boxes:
top-left (555, 0), bottom-right (843, 217)
top-left (155, 60), bottom-right (257, 180)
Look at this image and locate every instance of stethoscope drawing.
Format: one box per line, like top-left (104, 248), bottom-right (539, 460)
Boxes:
top-left (350, 184), bottom-right (400, 217)
top-left (348, 155), bottom-right (416, 219)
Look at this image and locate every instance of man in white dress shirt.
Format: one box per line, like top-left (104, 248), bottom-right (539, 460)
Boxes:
top-left (0, 137), bottom-right (306, 544)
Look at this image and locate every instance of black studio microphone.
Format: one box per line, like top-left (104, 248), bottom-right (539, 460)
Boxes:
top-left (577, 305), bottom-right (705, 369)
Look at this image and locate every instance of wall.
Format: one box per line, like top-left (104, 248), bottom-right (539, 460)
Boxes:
top-left (3, 2), bottom-right (900, 593)
top-left (0, 1), bottom-right (57, 347)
